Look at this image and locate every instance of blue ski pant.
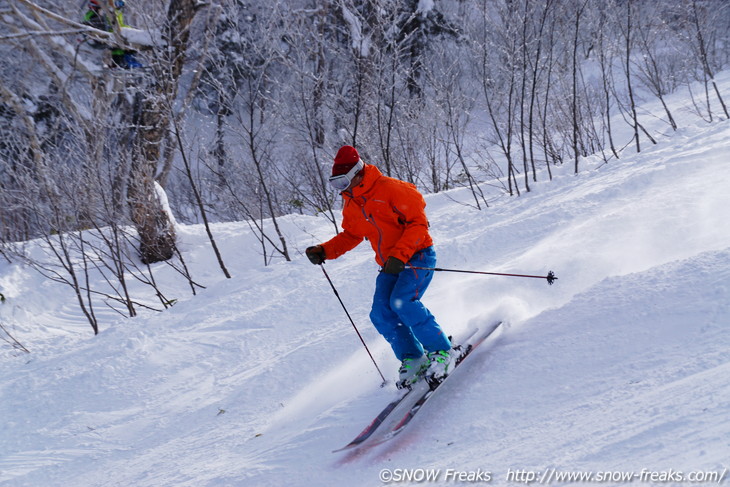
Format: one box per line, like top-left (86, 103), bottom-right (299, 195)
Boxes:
top-left (369, 246), bottom-right (451, 360)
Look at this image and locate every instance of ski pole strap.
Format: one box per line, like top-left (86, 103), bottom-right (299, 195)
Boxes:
top-left (407, 266), bottom-right (557, 285)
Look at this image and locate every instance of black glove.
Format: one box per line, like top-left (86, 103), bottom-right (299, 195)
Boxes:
top-left (382, 256), bottom-right (405, 274)
top-left (306, 245), bottom-right (325, 265)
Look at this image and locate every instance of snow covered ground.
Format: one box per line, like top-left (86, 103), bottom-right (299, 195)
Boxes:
top-left (1, 75), bottom-right (729, 486)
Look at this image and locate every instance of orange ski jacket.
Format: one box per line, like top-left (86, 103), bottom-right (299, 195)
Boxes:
top-left (321, 164), bottom-right (433, 266)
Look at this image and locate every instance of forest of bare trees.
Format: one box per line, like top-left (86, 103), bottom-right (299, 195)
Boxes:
top-left (0, 0), bottom-right (728, 333)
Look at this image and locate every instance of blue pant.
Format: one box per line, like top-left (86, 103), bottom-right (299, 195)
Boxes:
top-left (369, 247), bottom-right (451, 360)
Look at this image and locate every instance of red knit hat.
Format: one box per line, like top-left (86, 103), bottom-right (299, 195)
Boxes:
top-left (332, 146), bottom-right (361, 176)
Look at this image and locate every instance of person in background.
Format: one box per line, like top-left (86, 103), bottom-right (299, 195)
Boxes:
top-left (306, 146), bottom-right (455, 389)
top-left (82, 0), bottom-right (142, 69)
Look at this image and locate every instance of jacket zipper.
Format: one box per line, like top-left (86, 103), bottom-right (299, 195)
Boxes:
top-left (356, 196), bottom-right (385, 264)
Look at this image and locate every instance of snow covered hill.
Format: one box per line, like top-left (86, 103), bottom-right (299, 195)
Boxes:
top-left (1, 79), bottom-right (730, 486)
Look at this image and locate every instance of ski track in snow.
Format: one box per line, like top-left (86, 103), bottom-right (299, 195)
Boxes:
top-left (1, 76), bottom-right (730, 486)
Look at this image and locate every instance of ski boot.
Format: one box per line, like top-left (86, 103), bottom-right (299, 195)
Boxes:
top-left (424, 348), bottom-right (460, 389)
top-left (396, 355), bottom-right (429, 390)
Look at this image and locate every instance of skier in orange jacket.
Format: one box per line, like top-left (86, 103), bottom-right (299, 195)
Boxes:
top-left (307, 146), bottom-right (454, 389)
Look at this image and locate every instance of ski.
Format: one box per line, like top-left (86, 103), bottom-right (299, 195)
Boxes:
top-left (334, 322), bottom-right (502, 452)
top-left (331, 393), bottom-right (406, 452)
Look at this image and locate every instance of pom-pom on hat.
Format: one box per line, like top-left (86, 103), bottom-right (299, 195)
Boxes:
top-left (332, 145), bottom-right (361, 176)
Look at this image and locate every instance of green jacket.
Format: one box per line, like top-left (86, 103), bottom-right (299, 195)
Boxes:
top-left (83, 8), bottom-right (128, 55)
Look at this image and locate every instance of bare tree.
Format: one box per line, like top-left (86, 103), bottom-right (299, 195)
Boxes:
top-left (570, 0), bottom-right (588, 173)
top-left (633, 2), bottom-right (679, 131)
top-left (622, 0), bottom-right (642, 153)
top-left (476, 0), bottom-right (520, 196)
top-left (524, 0), bottom-right (554, 182)
top-left (681, 0), bottom-right (729, 120)
top-left (594, 4), bottom-right (620, 160)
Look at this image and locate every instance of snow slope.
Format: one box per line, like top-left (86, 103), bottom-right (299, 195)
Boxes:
top-left (1, 81), bottom-right (730, 486)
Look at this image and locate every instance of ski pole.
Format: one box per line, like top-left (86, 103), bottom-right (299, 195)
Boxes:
top-left (319, 264), bottom-right (387, 385)
top-left (407, 266), bottom-right (558, 285)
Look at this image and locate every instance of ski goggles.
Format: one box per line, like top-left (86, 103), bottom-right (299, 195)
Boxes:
top-left (328, 159), bottom-right (364, 191)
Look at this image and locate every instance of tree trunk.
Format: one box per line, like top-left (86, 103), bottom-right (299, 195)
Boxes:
top-left (625, 0), bottom-right (641, 153)
top-left (127, 0), bottom-right (200, 263)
